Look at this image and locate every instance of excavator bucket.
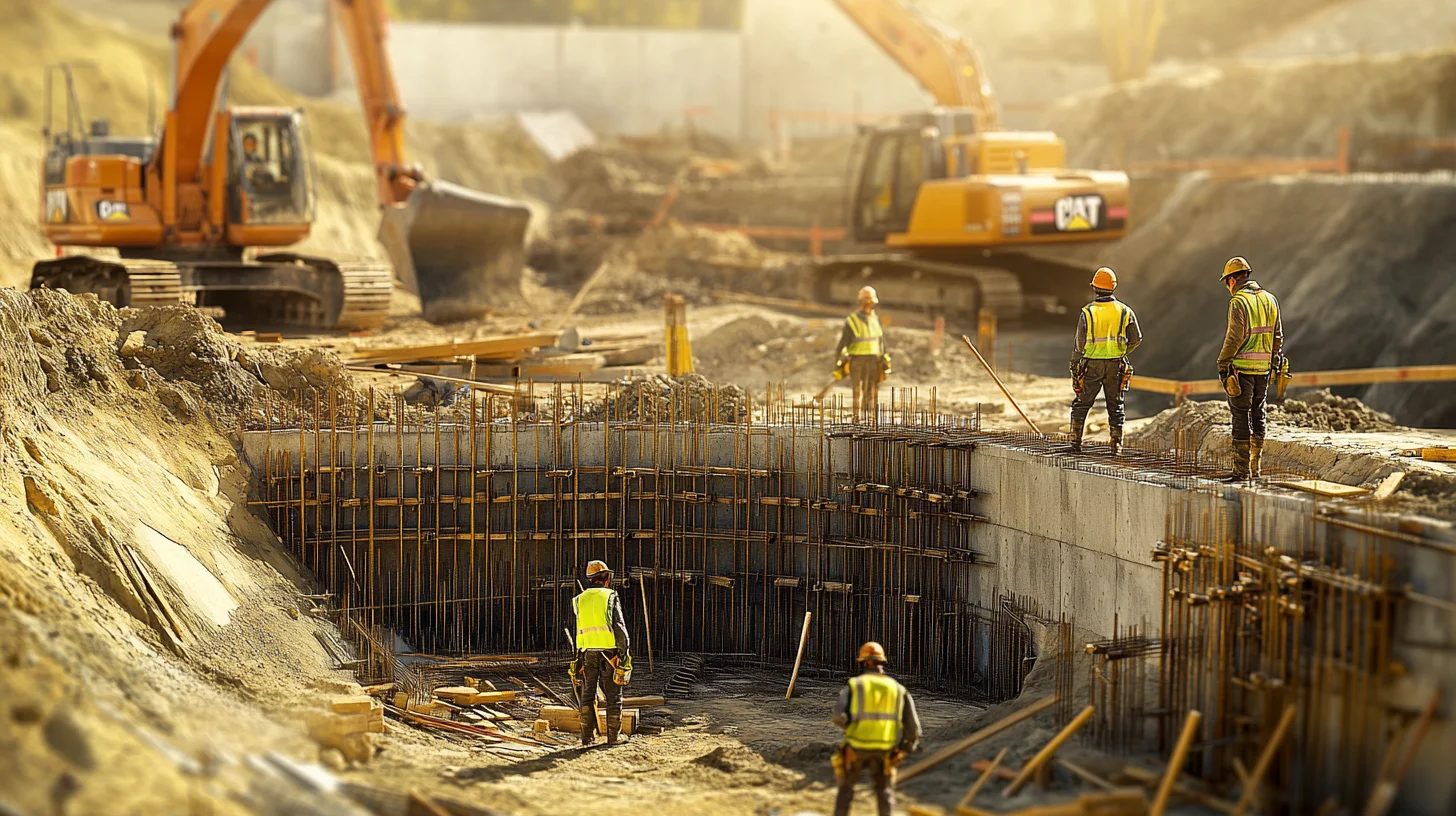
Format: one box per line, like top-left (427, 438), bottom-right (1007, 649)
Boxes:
top-left (378, 180), bottom-right (533, 324)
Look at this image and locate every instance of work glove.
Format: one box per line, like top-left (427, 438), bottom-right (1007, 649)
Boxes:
top-left (1218, 364), bottom-right (1232, 380)
top-left (880, 353), bottom-right (893, 376)
top-left (833, 357), bottom-right (849, 380)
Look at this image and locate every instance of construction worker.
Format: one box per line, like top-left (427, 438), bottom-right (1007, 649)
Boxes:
top-left (831, 641), bottom-right (922, 816)
top-left (240, 132), bottom-right (273, 187)
top-left (1217, 257), bottom-right (1283, 480)
top-left (571, 560), bottom-right (631, 746)
top-left (836, 285), bottom-right (892, 421)
top-left (1069, 266), bottom-right (1142, 454)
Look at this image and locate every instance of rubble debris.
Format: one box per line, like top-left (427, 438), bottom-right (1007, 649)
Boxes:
top-left (580, 374), bottom-right (748, 423)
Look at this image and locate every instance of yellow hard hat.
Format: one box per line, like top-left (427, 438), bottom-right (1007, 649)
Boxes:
top-left (857, 286), bottom-right (879, 304)
top-left (586, 560), bottom-right (612, 577)
top-left (857, 641), bottom-right (888, 664)
top-left (1221, 256), bottom-right (1252, 280)
top-left (1091, 267), bottom-right (1117, 291)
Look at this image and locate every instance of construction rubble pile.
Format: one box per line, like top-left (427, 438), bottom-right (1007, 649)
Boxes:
top-left (580, 373), bottom-right (749, 423)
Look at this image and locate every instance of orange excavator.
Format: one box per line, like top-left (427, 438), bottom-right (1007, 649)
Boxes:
top-left (821, 0), bottom-right (1131, 319)
top-left (33, 0), bottom-right (529, 329)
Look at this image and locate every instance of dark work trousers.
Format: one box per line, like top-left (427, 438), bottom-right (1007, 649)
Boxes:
top-left (1227, 372), bottom-right (1270, 441)
top-left (849, 355), bottom-right (882, 422)
top-left (833, 747), bottom-right (893, 816)
top-left (1070, 358), bottom-right (1127, 430)
top-left (578, 649), bottom-right (623, 739)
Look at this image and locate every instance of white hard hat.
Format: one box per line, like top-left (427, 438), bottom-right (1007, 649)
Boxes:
top-left (858, 286), bottom-right (879, 304)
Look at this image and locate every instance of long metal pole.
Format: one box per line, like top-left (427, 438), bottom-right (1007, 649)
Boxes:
top-left (960, 335), bottom-right (1041, 435)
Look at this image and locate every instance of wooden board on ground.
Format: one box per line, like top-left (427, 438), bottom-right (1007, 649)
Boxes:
top-left (596, 344), bottom-right (658, 367)
top-left (348, 331), bottom-right (561, 365)
top-left (473, 367), bottom-right (658, 384)
top-left (1270, 479), bottom-right (1370, 498)
top-left (1372, 472), bottom-right (1406, 500)
top-left (1421, 448), bottom-right (1456, 462)
top-left (474, 353), bottom-right (606, 380)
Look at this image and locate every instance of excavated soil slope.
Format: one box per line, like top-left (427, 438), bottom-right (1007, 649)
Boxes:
top-left (0, 288), bottom-right (381, 815)
top-left (1046, 47), bottom-right (1456, 171)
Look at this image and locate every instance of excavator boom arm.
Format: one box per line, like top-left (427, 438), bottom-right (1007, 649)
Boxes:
top-left (167, 0), bottom-right (273, 182)
top-left (330, 0), bottom-right (413, 206)
top-left (831, 0), bottom-right (1000, 130)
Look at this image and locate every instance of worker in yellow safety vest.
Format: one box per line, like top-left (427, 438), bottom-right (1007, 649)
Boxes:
top-left (571, 560), bottom-right (631, 746)
top-left (830, 642), bottom-right (922, 816)
top-left (1069, 267), bottom-right (1142, 454)
top-left (835, 285), bottom-right (892, 422)
top-left (1217, 257), bottom-right (1284, 480)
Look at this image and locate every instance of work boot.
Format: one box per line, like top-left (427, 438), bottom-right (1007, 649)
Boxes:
top-left (1108, 426), bottom-right (1123, 456)
top-left (1250, 436), bottom-right (1265, 479)
top-left (1069, 418), bottom-right (1085, 453)
top-left (1228, 438), bottom-right (1251, 481)
top-left (580, 706), bottom-right (596, 746)
top-left (605, 714), bottom-right (622, 746)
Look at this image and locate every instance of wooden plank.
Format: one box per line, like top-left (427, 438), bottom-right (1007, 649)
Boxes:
top-left (474, 354), bottom-right (607, 379)
top-left (1004, 705), bottom-right (1095, 797)
top-left (899, 695), bottom-right (1057, 783)
top-left (1421, 448), bottom-right (1456, 462)
top-left (345, 365), bottom-right (520, 395)
top-left (347, 331), bottom-right (561, 364)
top-left (622, 696), bottom-right (666, 708)
top-left (1372, 472), bottom-right (1406, 500)
top-left (1152, 710), bottom-right (1202, 816)
top-left (785, 611), bottom-right (812, 699)
top-left (1130, 365), bottom-right (1456, 397)
top-left (957, 748), bottom-right (1009, 813)
top-left (1231, 704), bottom-right (1298, 816)
top-left (1271, 479), bottom-right (1370, 499)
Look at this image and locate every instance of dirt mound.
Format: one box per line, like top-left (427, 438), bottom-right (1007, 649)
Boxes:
top-left (1046, 174), bottom-right (1456, 428)
top-left (581, 374), bottom-right (748, 423)
top-left (1047, 48), bottom-right (1456, 171)
top-left (0, 288), bottom-right (357, 429)
top-left (1130, 390), bottom-right (1404, 450)
top-left (1241, 0), bottom-right (1456, 60)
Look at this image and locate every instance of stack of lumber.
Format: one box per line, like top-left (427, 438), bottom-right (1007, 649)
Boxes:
top-left (307, 695), bottom-right (387, 762)
top-left (346, 328), bottom-right (661, 383)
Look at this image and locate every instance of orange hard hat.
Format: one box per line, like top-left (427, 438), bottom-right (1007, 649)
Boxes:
top-left (1221, 256), bottom-right (1252, 280)
top-left (586, 560), bottom-right (612, 577)
top-left (1091, 267), bottom-right (1117, 291)
top-left (857, 641), bottom-right (888, 664)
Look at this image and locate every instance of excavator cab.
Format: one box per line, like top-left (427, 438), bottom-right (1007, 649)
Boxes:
top-left (850, 125), bottom-right (941, 243)
top-left (228, 110), bottom-right (313, 229)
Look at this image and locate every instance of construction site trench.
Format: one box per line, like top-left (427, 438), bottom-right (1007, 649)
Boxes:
top-left (6, 1), bottom-right (1456, 815)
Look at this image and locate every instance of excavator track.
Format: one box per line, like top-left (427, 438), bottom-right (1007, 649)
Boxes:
top-left (810, 253), bottom-right (1027, 322)
top-left (331, 259), bottom-right (394, 331)
top-left (30, 256), bottom-right (186, 309)
top-left (251, 253), bottom-right (392, 331)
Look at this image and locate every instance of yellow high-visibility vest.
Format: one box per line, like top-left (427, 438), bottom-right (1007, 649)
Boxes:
top-left (1232, 289), bottom-right (1279, 374)
top-left (844, 673), bottom-right (904, 751)
top-left (1081, 299), bottom-right (1132, 359)
top-left (845, 312), bottom-right (883, 357)
top-left (573, 587), bottom-right (616, 649)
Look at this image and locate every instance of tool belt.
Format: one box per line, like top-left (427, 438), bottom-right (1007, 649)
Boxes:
top-left (609, 654), bottom-right (633, 686)
top-left (1272, 354), bottom-right (1291, 401)
top-left (1071, 358), bottom-right (1089, 394)
top-left (832, 744), bottom-right (906, 785)
top-left (1222, 368), bottom-right (1242, 398)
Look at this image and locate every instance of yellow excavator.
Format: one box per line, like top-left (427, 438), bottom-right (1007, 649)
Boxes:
top-left (33, 0), bottom-right (529, 329)
top-left (822, 0), bottom-right (1131, 320)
